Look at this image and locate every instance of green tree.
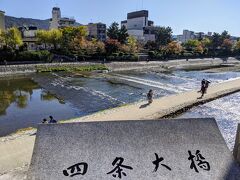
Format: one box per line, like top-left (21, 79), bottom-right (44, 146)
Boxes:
top-left (211, 33), bottom-right (222, 50)
top-left (145, 41), bottom-right (158, 50)
top-left (154, 26), bottom-right (172, 47)
top-left (107, 22), bottom-right (129, 44)
top-left (201, 38), bottom-right (211, 54)
top-left (48, 29), bottom-right (62, 50)
top-left (61, 26), bottom-right (88, 53)
top-left (201, 38), bottom-right (211, 48)
top-left (36, 30), bottom-right (50, 49)
top-left (118, 26), bottom-right (129, 44)
top-left (221, 30), bottom-right (231, 42)
top-left (3, 27), bottom-right (23, 50)
top-left (107, 22), bottom-right (119, 40)
top-left (0, 29), bottom-right (4, 47)
top-left (234, 40), bottom-right (240, 53)
top-left (184, 39), bottom-right (201, 50)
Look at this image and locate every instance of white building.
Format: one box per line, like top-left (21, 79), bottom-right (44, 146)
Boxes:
top-left (121, 10), bottom-right (155, 42)
top-left (0, 10), bottom-right (5, 31)
top-left (49, 7), bottom-right (76, 29)
top-left (177, 30), bottom-right (213, 43)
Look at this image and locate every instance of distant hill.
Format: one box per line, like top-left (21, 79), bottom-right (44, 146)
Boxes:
top-left (5, 16), bottom-right (83, 30)
top-left (5, 16), bottom-right (50, 30)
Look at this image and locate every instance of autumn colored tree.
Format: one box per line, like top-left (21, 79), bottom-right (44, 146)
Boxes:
top-left (194, 45), bottom-right (204, 54)
top-left (221, 39), bottom-right (233, 51)
top-left (165, 41), bottom-right (183, 55)
top-left (126, 36), bottom-right (138, 53)
top-left (119, 44), bottom-right (131, 54)
top-left (61, 26), bottom-right (88, 52)
top-left (105, 39), bottom-right (120, 55)
top-left (80, 39), bottom-right (105, 55)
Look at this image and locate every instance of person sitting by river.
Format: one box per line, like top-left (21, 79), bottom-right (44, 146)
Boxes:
top-left (49, 116), bottom-right (57, 123)
top-left (147, 89), bottom-right (153, 104)
top-left (42, 118), bottom-right (48, 124)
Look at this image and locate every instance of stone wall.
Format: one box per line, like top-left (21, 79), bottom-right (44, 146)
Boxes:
top-left (233, 124), bottom-right (240, 164)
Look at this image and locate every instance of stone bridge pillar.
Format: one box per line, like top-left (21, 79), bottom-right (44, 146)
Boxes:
top-left (233, 124), bottom-right (240, 164)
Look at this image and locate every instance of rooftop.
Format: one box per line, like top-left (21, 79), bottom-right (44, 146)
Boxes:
top-left (127, 10), bottom-right (148, 19)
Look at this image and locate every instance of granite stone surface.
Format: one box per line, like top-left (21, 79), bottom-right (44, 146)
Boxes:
top-left (27, 118), bottom-right (240, 180)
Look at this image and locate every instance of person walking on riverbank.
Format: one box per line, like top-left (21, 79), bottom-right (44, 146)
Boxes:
top-left (198, 79), bottom-right (211, 98)
top-left (147, 89), bottom-right (153, 104)
top-left (204, 80), bottom-right (211, 93)
top-left (198, 79), bottom-right (206, 98)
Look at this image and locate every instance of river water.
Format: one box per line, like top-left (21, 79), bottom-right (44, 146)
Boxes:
top-left (0, 70), bottom-right (240, 150)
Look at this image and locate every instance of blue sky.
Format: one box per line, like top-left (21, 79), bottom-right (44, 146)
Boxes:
top-left (1, 0), bottom-right (240, 36)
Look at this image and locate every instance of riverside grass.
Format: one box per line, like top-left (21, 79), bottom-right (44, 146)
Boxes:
top-left (36, 64), bottom-right (108, 73)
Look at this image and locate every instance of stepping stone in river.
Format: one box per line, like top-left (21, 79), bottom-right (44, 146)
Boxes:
top-left (27, 118), bottom-right (240, 180)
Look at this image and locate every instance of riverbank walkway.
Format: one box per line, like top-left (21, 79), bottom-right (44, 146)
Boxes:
top-left (1, 78), bottom-right (240, 178)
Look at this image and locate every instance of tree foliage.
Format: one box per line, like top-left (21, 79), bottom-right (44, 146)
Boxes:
top-left (184, 39), bottom-right (201, 49)
top-left (107, 22), bottom-right (128, 44)
top-left (211, 32), bottom-right (222, 50)
top-left (235, 40), bottom-right (240, 52)
top-left (154, 26), bottom-right (172, 47)
top-left (126, 36), bottom-right (138, 53)
top-left (165, 41), bottom-right (183, 55)
top-left (107, 22), bottom-right (119, 40)
top-left (36, 30), bottom-right (50, 48)
top-left (105, 39), bottom-right (120, 55)
top-left (1, 27), bottom-right (23, 49)
top-left (201, 38), bottom-right (211, 49)
top-left (48, 29), bottom-right (62, 50)
top-left (221, 39), bottom-right (233, 51)
top-left (61, 26), bottom-right (88, 52)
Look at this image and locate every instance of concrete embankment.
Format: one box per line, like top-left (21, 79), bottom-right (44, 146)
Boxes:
top-left (0, 57), bottom-right (240, 75)
top-left (1, 78), bottom-right (240, 178)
